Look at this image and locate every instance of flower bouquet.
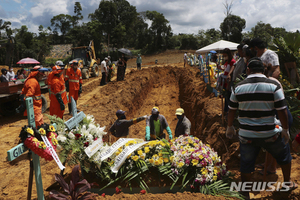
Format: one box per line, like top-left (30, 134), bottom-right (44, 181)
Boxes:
top-left (97, 138), bottom-right (173, 191)
top-left (51, 112), bottom-right (241, 198)
top-left (53, 114), bottom-right (108, 172)
top-left (19, 124), bottom-right (58, 161)
top-left (169, 135), bottom-right (232, 194)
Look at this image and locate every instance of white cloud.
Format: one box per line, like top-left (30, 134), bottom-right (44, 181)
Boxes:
top-left (29, 0), bottom-right (70, 18)
top-left (2, 0), bottom-right (300, 36)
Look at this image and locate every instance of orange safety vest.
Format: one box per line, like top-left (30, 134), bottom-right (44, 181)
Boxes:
top-left (21, 76), bottom-right (42, 115)
top-left (50, 75), bottom-right (68, 118)
top-left (65, 68), bottom-right (82, 91)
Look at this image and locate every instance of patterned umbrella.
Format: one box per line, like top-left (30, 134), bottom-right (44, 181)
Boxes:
top-left (17, 57), bottom-right (40, 64)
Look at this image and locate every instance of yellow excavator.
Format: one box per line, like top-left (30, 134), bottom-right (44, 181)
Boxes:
top-left (68, 40), bottom-right (100, 79)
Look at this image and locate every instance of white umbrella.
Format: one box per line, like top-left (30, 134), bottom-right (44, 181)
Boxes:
top-left (196, 40), bottom-right (239, 54)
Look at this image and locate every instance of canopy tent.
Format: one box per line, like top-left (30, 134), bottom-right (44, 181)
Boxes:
top-left (196, 40), bottom-right (239, 54)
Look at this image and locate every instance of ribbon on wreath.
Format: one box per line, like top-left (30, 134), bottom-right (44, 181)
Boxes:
top-left (41, 135), bottom-right (65, 170)
top-left (111, 141), bottom-right (148, 173)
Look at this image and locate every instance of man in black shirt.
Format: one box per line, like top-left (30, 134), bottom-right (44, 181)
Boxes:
top-left (109, 110), bottom-right (147, 139)
top-left (122, 53), bottom-right (128, 72)
top-left (0, 68), bottom-right (8, 82)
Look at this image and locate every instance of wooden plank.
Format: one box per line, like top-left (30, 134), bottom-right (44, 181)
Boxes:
top-left (64, 111), bottom-right (86, 130)
top-left (26, 98), bottom-right (45, 200)
top-left (7, 143), bottom-right (28, 161)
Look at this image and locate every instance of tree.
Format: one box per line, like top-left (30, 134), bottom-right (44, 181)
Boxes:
top-left (179, 34), bottom-right (198, 50)
top-left (196, 28), bottom-right (221, 48)
top-left (112, 0), bottom-right (138, 47)
top-left (132, 14), bottom-right (149, 49)
top-left (72, 2), bottom-right (83, 27)
top-left (90, 0), bottom-right (139, 49)
top-left (89, 0), bottom-right (117, 49)
top-left (220, 14), bottom-right (245, 43)
top-left (86, 20), bottom-right (103, 56)
top-left (247, 21), bottom-right (287, 46)
top-left (145, 11), bottom-right (172, 52)
top-left (34, 25), bottom-right (52, 63)
top-left (0, 19), bottom-right (13, 65)
top-left (223, 0), bottom-right (234, 17)
top-left (0, 19), bottom-right (12, 37)
top-left (51, 14), bottom-right (73, 43)
top-left (13, 25), bottom-right (36, 59)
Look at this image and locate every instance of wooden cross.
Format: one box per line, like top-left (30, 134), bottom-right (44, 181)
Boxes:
top-left (7, 97), bottom-right (45, 200)
top-left (64, 97), bottom-right (86, 130)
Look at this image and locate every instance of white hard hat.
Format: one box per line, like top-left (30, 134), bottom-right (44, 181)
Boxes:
top-left (55, 60), bottom-right (64, 66)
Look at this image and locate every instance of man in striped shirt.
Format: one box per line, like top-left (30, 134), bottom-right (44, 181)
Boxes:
top-left (226, 57), bottom-right (297, 197)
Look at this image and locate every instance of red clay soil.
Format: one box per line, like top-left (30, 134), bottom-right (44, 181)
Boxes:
top-left (0, 51), bottom-right (299, 200)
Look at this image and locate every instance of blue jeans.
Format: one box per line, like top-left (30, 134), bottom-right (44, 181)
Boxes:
top-left (239, 134), bottom-right (292, 173)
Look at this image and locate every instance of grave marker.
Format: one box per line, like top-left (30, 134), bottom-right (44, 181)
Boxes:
top-left (7, 97), bottom-right (44, 200)
top-left (64, 97), bottom-right (86, 130)
top-left (7, 143), bottom-right (27, 161)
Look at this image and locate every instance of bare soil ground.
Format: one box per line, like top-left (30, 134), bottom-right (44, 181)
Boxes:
top-left (0, 50), bottom-right (299, 200)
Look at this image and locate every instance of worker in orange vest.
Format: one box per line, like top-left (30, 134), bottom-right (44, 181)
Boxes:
top-left (50, 65), bottom-right (68, 119)
top-left (65, 60), bottom-right (82, 114)
top-left (16, 66), bottom-right (46, 127)
top-left (46, 63), bottom-right (56, 98)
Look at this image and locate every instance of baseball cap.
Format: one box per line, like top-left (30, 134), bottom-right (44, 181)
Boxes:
top-left (108, 56), bottom-right (111, 59)
top-left (247, 57), bottom-right (264, 70)
top-left (151, 107), bottom-right (159, 114)
top-left (175, 108), bottom-right (184, 115)
top-left (104, 57), bottom-right (108, 60)
top-left (1, 68), bottom-right (7, 73)
top-left (55, 60), bottom-right (64, 66)
top-left (116, 109), bottom-right (126, 116)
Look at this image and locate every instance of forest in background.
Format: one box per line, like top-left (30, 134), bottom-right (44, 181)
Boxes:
top-left (0, 0), bottom-right (298, 66)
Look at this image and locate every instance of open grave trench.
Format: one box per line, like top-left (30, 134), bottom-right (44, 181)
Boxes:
top-left (82, 66), bottom-right (239, 168)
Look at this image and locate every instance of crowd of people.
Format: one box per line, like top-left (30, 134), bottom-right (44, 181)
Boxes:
top-left (15, 60), bottom-right (82, 127)
top-left (109, 107), bottom-right (191, 141)
top-left (210, 38), bottom-right (300, 198)
top-left (3, 42), bottom-right (300, 197)
top-left (0, 67), bottom-right (28, 83)
top-left (100, 52), bottom-right (144, 84)
top-left (100, 53), bottom-right (131, 85)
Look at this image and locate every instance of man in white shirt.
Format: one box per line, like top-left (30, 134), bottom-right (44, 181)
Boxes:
top-left (100, 57), bottom-right (108, 86)
top-left (183, 52), bottom-right (188, 67)
top-left (250, 38), bottom-right (280, 78)
top-left (6, 67), bottom-right (15, 81)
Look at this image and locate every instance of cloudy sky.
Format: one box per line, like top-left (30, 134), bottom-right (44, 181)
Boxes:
top-left (1, 0), bottom-right (300, 35)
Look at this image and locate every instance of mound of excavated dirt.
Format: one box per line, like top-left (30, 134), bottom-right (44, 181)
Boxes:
top-left (1, 52), bottom-right (300, 199)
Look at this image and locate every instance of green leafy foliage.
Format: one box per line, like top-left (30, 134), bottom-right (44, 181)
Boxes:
top-left (220, 14), bottom-right (246, 43)
top-left (244, 21), bottom-right (287, 47)
top-left (270, 33), bottom-right (300, 64)
top-left (49, 165), bottom-right (98, 200)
